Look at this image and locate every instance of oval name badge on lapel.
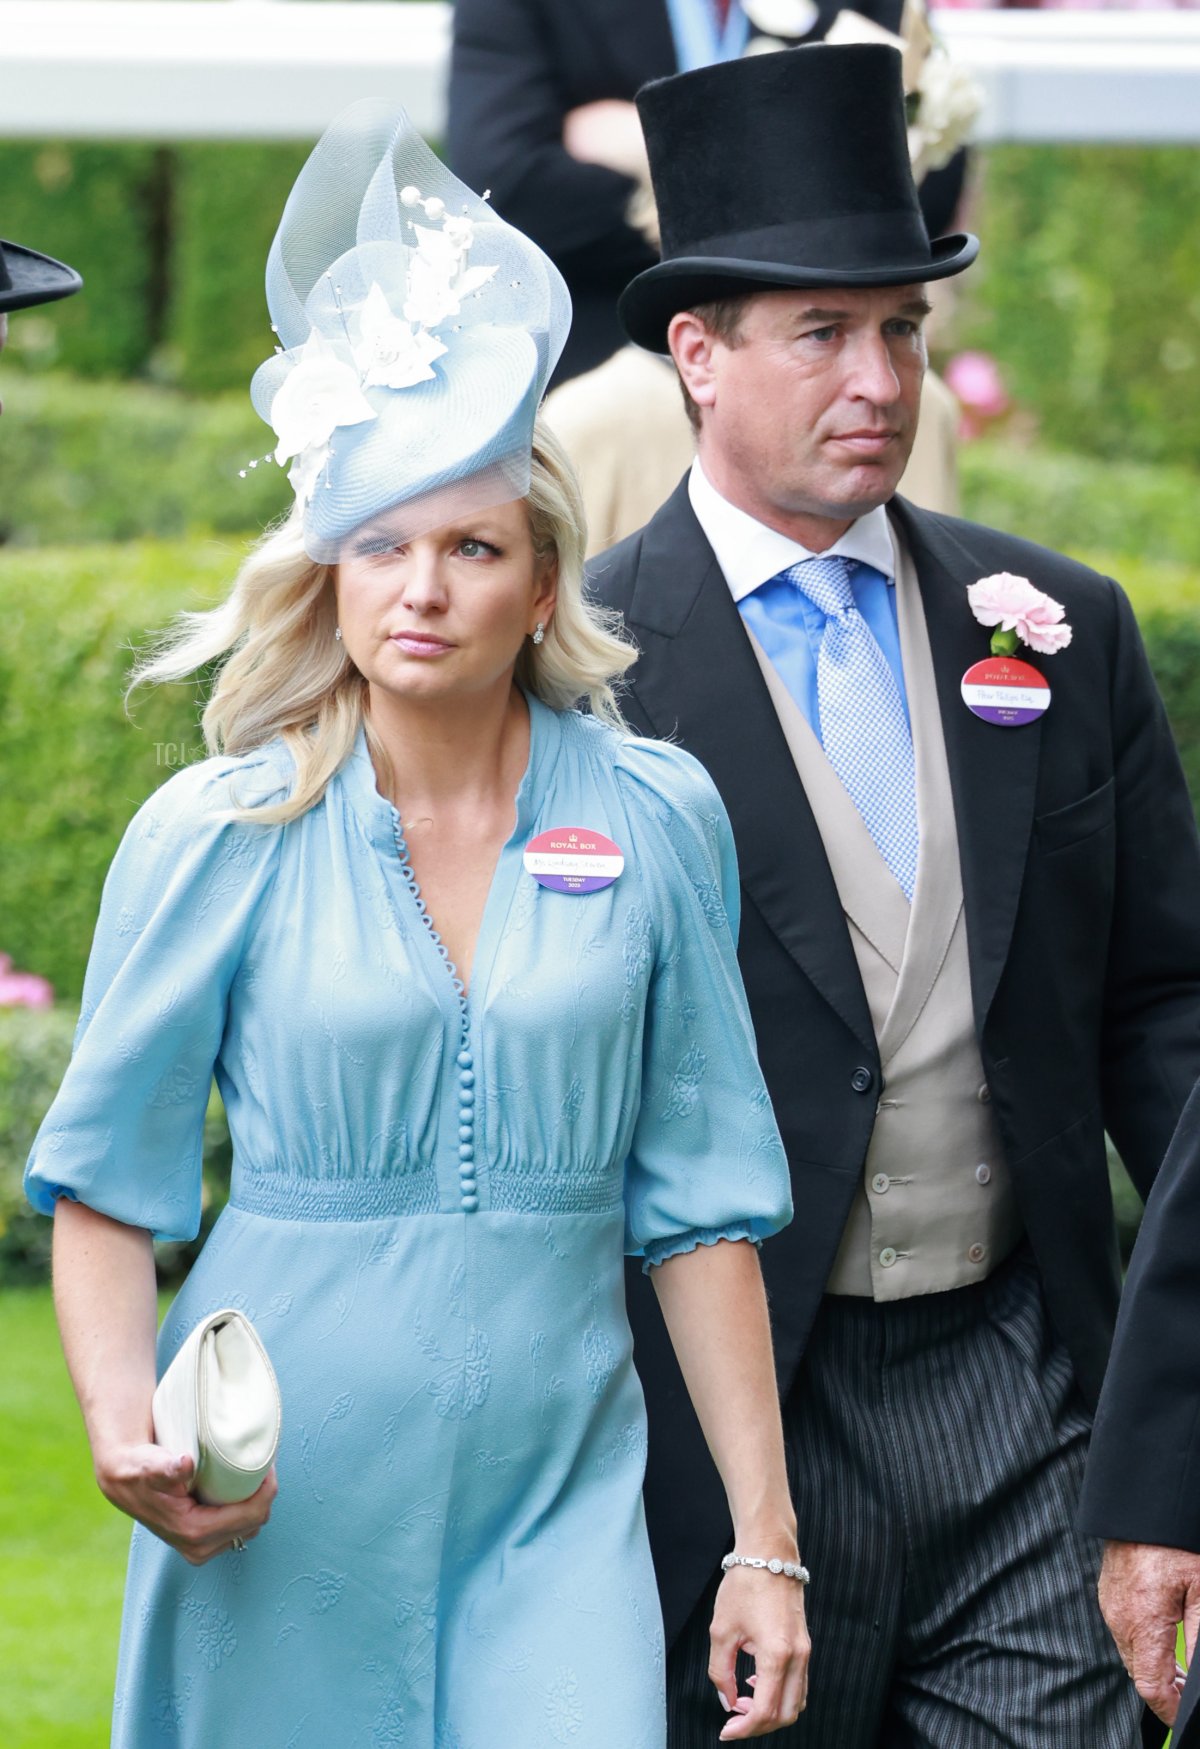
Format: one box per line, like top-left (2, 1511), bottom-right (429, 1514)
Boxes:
top-left (961, 656), bottom-right (1051, 728)
top-left (523, 827), bottom-right (625, 895)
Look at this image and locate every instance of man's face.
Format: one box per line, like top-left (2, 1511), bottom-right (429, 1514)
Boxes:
top-left (673, 283), bottom-right (929, 538)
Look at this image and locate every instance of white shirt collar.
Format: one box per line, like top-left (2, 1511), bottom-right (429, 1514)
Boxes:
top-left (687, 457), bottom-right (896, 604)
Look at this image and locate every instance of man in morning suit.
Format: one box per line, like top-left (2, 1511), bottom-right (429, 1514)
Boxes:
top-left (1078, 1087), bottom-right (1200, 1746)
top-left (591, 43), bottom-right (1200, 1747)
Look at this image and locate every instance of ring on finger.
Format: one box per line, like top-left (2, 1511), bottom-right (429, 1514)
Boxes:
top-left (231, 1535), bottom-right (247, 1553)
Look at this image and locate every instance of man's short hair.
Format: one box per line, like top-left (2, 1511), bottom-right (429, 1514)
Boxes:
top-left (676, 294), bottom-right (755, 433)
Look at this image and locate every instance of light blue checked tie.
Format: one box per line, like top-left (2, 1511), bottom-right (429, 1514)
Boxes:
top-left (784, 556), bottom-right (919, 898)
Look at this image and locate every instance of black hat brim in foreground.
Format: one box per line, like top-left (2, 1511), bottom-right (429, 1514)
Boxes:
top-left (619, 231), bottom-right (978, 355)
top-left (0, 240), bottom-right (84, 314)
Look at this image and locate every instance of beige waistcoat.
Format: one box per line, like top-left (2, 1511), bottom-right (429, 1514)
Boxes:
top-left (746, 529), bottom-right (1023, 1299)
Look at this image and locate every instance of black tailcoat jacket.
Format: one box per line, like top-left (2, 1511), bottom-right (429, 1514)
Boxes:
top-left (588, 479), bottom-right (1200, 1648)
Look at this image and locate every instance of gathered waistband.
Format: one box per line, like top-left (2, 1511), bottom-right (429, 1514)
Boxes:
top-left (228, 1166), bottom-right (624, 1222)
top-left (229, 1169), bottom-right (441, 1221)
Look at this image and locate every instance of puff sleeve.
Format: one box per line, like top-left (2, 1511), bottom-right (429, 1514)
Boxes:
top-left (24, 748), bottom-right (288, 1242)
top-left (615, 740), bottom-right (793, 1270)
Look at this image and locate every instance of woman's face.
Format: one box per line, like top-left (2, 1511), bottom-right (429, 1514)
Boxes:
top-left (334, 497), bottom-right (556, 707)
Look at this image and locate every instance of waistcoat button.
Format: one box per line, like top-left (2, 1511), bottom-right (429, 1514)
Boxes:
top-left (975, 1163), bottom-right (992, 1185)
top-left (978, 1083), bottom-right (991, 1104)
top-left (879, 1246), bottom-right (898, 1268)
top-left (871, 1173), bottom-right (890, 1195)
top-left (851, 1067), bottom-right (874, 1094)
top-left (968, 1242), bottom-right (986, 1264)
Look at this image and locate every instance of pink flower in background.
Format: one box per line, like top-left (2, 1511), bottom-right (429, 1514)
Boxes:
top-left (945, 350), bottom-right (1011, 438)
top-left (968, 573), bottom-right (1073, 655)
top-left (0, 953), bottom-right (54, 1009)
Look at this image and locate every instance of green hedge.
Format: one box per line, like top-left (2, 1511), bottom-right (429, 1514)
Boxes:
top-left (0, 539), bottom-right (236, 1001)
top-left (0, 375), bottom-right (288, 547)
top-left (168, 143), bottom-right (310, 394)
top-left (0, 141), bottom-right (307, 389)
top-left (959, 441), bottom-right (1200, 573)
top-left (0, 143), bottom-right (163, 378)
top-left (960, 145), bottom-right (1200, 469)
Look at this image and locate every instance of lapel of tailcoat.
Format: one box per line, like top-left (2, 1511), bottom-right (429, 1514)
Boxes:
top-left (888, 497), bottom-right (1046, 1032)
top-left (612, 480), bottom-right (876, 1055)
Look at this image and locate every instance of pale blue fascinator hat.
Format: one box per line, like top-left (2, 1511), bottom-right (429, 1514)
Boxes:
top-left (250, 101), bottom-right (572, 564)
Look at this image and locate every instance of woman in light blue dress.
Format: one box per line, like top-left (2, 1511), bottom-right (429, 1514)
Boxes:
top-left (26, 105), bottom-right (808, 1747)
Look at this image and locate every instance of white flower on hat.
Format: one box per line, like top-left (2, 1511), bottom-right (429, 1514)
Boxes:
top-left (287, 441), bottom-right (331, 507)
top-left (403, 225), bottom-right (498, 330)
top-left (354, 282), bottom-right (447, 390)
top-left (269, 329), bottom-right (377, 465)
top-left (443, 215), bottom-right (476, 254)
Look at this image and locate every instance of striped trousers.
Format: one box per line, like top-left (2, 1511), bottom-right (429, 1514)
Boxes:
top-left (666, 1249), bottom-right (1141, 1748)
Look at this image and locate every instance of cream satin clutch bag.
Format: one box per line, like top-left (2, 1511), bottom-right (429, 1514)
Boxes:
top-left (153, 1309), bottom-right (281, 1505)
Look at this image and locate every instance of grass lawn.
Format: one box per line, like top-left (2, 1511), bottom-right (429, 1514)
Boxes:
top-left (0, 1286), bottom-right (169, 1748)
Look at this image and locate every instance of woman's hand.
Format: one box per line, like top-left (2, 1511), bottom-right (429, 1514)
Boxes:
top-left (51, 1205), bottom-right (277, 1564)
top-left (708, 1566), bottom-right (810, 1738)
top-left (94, 1441), bottom-right (278, 1565)
top-left (650, 1239), bottom-right (810, 1734)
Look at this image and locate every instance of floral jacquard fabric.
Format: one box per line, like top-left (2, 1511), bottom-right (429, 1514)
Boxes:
top-left (26, 695), bottom-right (791, 1747)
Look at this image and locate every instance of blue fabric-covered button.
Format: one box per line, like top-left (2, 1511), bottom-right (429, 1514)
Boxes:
top-left (459, 1090), bottom-right (473, 1109)
top-left (456, 1049), bottom-right (472, 1069)
top-left (459, 1143), bottom-right (474, 1162)
top-left (461, 1193), bottom-right (479, 1212)
top-left (459, 1069), bottom-right (475, 1089)
top-left (458, 1123), bottom-right (474, 1143)
top-left (459, 1177), bottom-right (477, 1195)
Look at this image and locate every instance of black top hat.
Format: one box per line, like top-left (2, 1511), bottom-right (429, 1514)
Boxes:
top-left (619, 43), bottom-right (978, 355)
top-left (0, 239), bottom-right (83, 314)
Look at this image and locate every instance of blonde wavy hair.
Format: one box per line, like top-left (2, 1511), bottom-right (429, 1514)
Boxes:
top-left (128, 419), bottom-right (637, 825)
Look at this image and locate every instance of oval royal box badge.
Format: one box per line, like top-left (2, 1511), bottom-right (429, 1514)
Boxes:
top-left (961, 656), bottom-right (1051, 728)
top-left (523, 826), bottom-right (625, 895)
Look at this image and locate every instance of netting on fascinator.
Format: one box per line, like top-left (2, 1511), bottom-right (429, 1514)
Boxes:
top-left (250, 101), bottom-right (572, 564)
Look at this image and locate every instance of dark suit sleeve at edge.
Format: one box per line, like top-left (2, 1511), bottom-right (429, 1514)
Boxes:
top-left (1080, 581), bottom-right (1200, 1549)
top-left (1100, 576), bottom-right (1200, 1196)
top-left (447, 0), bottom-right (656, 274)
top-left (1080, 1079), bottom-right (1200, 1550)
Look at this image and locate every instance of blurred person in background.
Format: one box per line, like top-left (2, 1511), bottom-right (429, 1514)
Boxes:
top-left (0, 236), bottom-right (81, 410)
top-left (593, 40), bottom-right (1200, 1747)
top-left (449, 0), bottom-right (973, 553)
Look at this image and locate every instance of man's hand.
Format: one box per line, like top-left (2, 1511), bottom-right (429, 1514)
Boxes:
top-left (1098, 1538), bottom-right (1200, 1723)
top-left (562, 101), bottom-right (649, 182)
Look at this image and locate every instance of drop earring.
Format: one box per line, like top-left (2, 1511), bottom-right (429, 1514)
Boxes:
top-left (334, 627), bottom-right (343, 642)
top-left (531, 622), bottom-right (544, 646)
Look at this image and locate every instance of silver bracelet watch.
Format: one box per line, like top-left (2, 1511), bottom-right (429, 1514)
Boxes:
top-left (721, 1553), bottom-right (810, 1585)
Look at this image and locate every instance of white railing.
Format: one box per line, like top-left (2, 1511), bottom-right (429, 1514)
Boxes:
top-left (0, 3), bottom-right (1197, 142)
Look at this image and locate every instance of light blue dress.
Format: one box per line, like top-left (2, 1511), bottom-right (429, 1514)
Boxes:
top-left (26, 695), bottom-right (792, 1749)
